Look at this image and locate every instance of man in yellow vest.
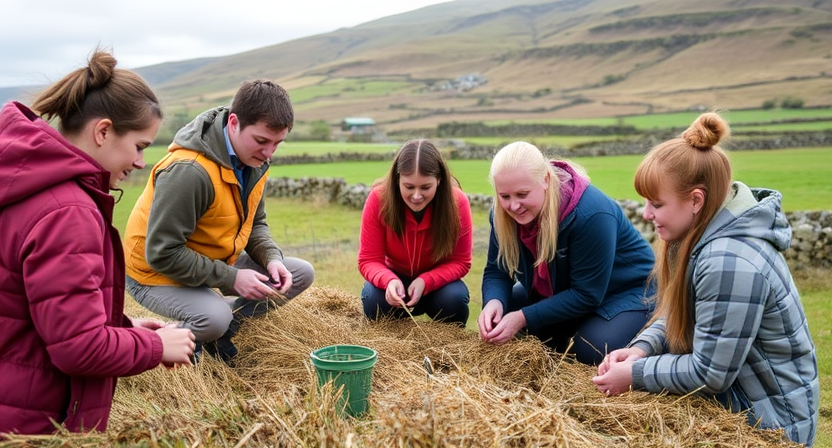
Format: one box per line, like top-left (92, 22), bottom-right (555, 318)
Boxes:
top-left (124, 80), bottom-right (314, 364)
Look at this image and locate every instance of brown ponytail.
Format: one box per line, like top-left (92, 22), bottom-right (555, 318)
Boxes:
top-left (31, 48), bottom-right (161, 136)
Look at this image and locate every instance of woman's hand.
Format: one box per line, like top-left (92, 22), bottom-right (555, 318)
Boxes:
top-left (478, 300), bottom-right (526, 344)
top-left (477, 299), bottom-right (504, 340)
top-left (481, 310), bottom-right (526, 345)
top-left (385, 279), bottom-right (406, 307)
top-left (130, 317), bottom-right (165, 330)
top-left (593, 347), bottom-right (646, 396)
top-left (597, 347), bottom-right (647, 376)
top-left (592, 358), bottom-right (636, 396)
top-left (157, 326), bottom-right (195, 367)
top-left (405, 278), bottom-right (426, 307)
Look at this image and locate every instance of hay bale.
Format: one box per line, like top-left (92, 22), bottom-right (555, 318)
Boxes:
top-left (7, 285), bottom-right (798, 447)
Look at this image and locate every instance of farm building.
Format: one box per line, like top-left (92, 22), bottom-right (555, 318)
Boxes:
top-left (340, 117), bottom-right (377, 134)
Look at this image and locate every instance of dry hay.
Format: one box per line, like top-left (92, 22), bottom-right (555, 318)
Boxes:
top-left (1, 285), bottom-right (800, 447)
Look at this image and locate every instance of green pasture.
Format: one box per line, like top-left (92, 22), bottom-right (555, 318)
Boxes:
top-left (139, 144), bottom-right (832, 212)
top-left (485, 108), bottom-right (832, 130)
top-left (289, 78), bottom-right (413, 104)
top-left (732, 121), bottom-right (832, 133)
top-left (460, 135), bottom-right (624, 148)
top-left (270, 147), bottom-right (832, 212)
top-left (143, 141), bottom-right (399, 161)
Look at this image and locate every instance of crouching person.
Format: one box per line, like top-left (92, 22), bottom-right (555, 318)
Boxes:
top-left (124, 80), bottom-right (314, 365)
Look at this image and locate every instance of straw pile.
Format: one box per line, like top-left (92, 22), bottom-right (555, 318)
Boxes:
top-left (1, 285), bottom-right (799, 447)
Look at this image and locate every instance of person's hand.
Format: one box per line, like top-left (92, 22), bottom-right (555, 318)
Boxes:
top-left (266, 260), bottom-right (293, 295)
top-left (482, 309), bottom-right (526, 345)
top-left (477, 300), bottom-right (504, 340)
top-left (597, 347), bottom-right (647, 376)
top-left (130, 317), bottom-right (165, 331)
top-left (592, 357), bottom-right (636, 396)
top-left (385, 279), bottom-right (406, 307)
top-left (234, 268), bottom-right (277, 300)
top-left (405, 278), bottom-right (426, 307)
top-left (156, 326), bottom-right (195, 367)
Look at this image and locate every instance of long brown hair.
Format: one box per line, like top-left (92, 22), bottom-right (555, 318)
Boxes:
top-left (634, 112), bottom-right (732, 353)
top-left (376, 139), bottom-right (460, 262)
top-left (31, 48), bottom-right (162, 136)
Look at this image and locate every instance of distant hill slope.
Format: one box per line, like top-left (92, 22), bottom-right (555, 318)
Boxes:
top-left (13, 0), bottom-right (832, 131)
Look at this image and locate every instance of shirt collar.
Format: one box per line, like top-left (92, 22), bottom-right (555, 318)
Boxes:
top-left (223, 125), bottom-right (239, 166)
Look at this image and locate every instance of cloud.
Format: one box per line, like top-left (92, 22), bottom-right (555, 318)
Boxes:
top-left (0, 0), bottom-right (448, 87)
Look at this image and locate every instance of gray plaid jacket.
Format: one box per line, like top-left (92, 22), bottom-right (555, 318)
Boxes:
top-left (630, 182), bottom-right (819, 446)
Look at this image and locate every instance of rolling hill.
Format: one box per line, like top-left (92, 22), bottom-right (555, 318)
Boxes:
top-left (14, 0), bottom-right (832, 131)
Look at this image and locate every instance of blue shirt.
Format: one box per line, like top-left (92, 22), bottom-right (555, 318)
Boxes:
top-left (223, 125), bottom-right (250, 200)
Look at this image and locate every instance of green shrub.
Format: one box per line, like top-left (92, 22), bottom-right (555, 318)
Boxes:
top-left (781, 96), bottom-right (805, 109)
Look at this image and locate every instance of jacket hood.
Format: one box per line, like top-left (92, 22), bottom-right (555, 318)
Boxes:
top-left (551, 160), bottom-right (590, 222)
top-left (170, 106), bottom-right (232, 167)
top-left (0, 101), bottom-right (108, 207)
top-left (694, 181), bottom-right (792, 254)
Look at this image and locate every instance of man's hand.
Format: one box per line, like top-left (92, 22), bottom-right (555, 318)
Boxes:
top-left (266, 260), bottom-right (293, 295)
top-left (234, 269), bottom-right (278, 299)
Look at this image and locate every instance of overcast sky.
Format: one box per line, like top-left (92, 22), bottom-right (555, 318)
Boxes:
top-left (0, 0), bottom-right (449, 87)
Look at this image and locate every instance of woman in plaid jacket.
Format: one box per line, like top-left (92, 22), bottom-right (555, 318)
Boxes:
top-left (593, 112), bottom-right (818, 446)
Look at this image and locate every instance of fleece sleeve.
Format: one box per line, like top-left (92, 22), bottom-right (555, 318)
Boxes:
top-left (417, 190), bottom-right (473, 294)
top-left (25, 206), bottom-right (162, 377)
top-left (632, 253), bottom-right (766, 394)
top-left (144, 160), bottom-right (237, 291)
top-left (358, 189), bottom-right (400, 289)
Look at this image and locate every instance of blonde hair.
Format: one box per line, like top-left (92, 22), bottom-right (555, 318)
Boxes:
top-left (488, 142), bottom-right (562, 278)
top-left (634, 112), bottom-right (732, 353)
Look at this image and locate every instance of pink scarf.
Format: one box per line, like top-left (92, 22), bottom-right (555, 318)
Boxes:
top-left (518, 162), bottom-right (590, 299)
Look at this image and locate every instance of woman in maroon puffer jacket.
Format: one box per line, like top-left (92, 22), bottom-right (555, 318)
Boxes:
top-left (0, 49), bottom-right (195, 436)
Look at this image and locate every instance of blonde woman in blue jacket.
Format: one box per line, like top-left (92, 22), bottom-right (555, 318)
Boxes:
top-left (479, 142), bottom-right (655, 365)
top-left (593, 113), bottom-right (818, 446)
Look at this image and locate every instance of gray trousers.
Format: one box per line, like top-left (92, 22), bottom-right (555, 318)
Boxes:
top-left (126, 254), bottom-right (314, 342)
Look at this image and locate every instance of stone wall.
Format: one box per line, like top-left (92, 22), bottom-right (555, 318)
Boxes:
top-left (266, 177), bottom-right (832, 268)
top-left (270, 130), bottom-right (832, 165)
top-left (451, 130), bottom-right (832, 159)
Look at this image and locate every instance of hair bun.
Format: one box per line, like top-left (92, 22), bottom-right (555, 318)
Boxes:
top-left (682, 112), bottom-right (730, 150)
top-left (85, 50), bottom-right (118, 89)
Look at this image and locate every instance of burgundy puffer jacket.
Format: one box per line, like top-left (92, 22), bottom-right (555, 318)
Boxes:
top-left (0, 102), bottom-right (163, 435)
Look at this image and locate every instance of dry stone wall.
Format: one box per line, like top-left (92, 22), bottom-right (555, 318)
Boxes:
top-left (266, 177), bottom-right (832, 268)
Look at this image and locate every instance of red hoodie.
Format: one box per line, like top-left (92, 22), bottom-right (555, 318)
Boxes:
top-left (358, 186), bottom-right (472, 294)
top-left (0, 102), bottom-right (163, 435)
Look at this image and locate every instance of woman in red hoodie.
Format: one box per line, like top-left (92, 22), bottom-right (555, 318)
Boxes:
top-left (0, 49), bottom-right (195, 436)
top-left (358, 139), bottom-right (473, 326)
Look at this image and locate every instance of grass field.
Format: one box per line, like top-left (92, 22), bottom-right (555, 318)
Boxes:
top-left (485, 108), bottom-right (832, 130)
top-left (138, 146), bottom-right (832, 212)
top-left (270, 147), bottom-right (832, 212)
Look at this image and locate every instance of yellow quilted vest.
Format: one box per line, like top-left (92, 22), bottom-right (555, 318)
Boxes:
top-left (123, 148), bottom-right (267, 285)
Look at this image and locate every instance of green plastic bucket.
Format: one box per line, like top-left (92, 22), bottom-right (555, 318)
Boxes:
top-left (310, 344), bottom-right (377, 417)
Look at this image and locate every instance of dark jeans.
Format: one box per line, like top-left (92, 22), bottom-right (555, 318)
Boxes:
top-left (509, 283), bottom-right (649, 365)
top-left (361, 277), bottom-right (470, 327)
